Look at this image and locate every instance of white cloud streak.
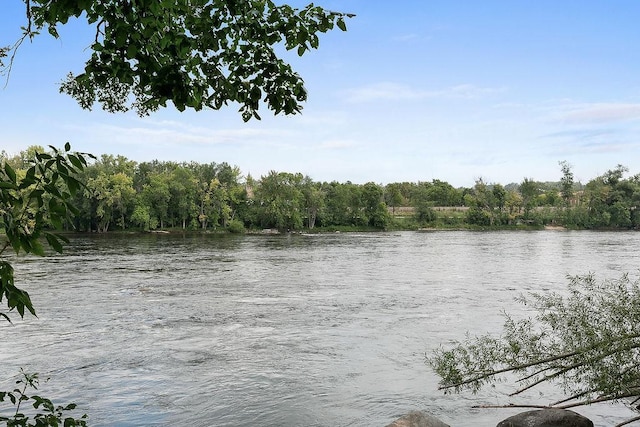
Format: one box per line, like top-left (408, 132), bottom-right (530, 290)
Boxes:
top-left (344, 82), bottom-right (505, 103)
top-left (61, 120), bottom-right (295, 147)
top-left (556, 103), bottom-right (640, 124)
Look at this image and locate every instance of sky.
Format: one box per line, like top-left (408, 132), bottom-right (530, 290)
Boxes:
top-left (2, 1), bottom-right (640, 187)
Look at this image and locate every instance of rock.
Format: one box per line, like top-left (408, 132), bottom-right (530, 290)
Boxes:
top-left (386, 411), bottom-right (450, 427)
top-left (497, 408), bottom-right (593, 427)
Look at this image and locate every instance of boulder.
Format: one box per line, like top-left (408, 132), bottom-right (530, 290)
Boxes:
top-left (497, 408), bottom-right (593, 427)
top-left (386, 411), bottom-right (450, 427)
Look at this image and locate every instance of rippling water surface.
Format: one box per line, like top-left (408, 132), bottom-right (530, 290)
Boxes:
top-left (1, 230), bottom-right (639, 426)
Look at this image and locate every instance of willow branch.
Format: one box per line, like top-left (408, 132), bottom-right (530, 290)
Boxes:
top-left (472, 403), bottom-right (551, 410)
top-left (438, 349), bottom-right (582, 390)
top-left (551, 390), bottom-right (592, 406)
top-left (628, 395), bottom-right (640, 407)
top-left (516, 362), bottom-right (557, 383)
top-left (615, 415), bottom-right (640, 427)
top-left (513, 340), bottom-right (640, 396)
top-left (439, 333), bottom-right (640, 391)
top-left (557, 391), bottom-right (640, 409)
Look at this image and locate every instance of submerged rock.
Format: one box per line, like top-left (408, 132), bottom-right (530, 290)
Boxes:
top-left (386, 411), bottom-right (450, 427)
top-left (497, 408), bottom-right (593, 427)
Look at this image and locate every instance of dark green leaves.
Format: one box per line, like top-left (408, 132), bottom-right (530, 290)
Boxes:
top-left (20, 0), bottom-right (355, 119)
top-left (0, 261), bottom-right (35, 320)
top-left (5, 162), bottom-right (17, 183)
top-left (1, 144), bottom-right (91, 322)
top-left (0, 370), bottom-right (88, 426)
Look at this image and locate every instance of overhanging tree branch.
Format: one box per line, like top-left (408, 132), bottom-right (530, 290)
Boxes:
top-left (429, 274), bottom-right (640, 425)
top-left (4, 0), bottom-right (354, 119)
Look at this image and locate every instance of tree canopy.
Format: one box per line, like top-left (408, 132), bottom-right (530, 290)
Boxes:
top-left (4, 0), bottom-right (353, 120)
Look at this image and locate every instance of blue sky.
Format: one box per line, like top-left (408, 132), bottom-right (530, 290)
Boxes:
top-left (2, 1), bottom-right (640, 187)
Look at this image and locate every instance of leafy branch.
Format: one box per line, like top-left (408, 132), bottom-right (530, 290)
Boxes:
top-left (6, 0), bottom-right (355, 119)
top-left (0, 369), bottom-right (87, 426)
top-left (0, 143), bottom-right (93, 322)
top-left (428, 273), bottom-right (640, 423)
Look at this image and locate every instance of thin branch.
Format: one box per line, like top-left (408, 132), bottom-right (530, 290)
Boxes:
top-left (551, 390), bottom-right (592, 406)
top-left (437, 348), bottom-right (582, 390)
top-left (557, 392), bottom-right (640, 409)
top-left (95, 19), bottom-right (105, 43)
top-left (516, 362), bottom-right (557, 383)
top-left (439, 334), bottom-right (640, 392)
top-left (614, 415), bottom-right (640, 427)
top-left (628, 395), bottom-right (640, 407)
top-left (26, 0), bottom-right (31, 31)
top-left (472, 403), bottom-right (552, 410)
top-left (512, 341), bottom-right (640, 396)
top-left (2, 34), bottom-right (28, 88)
top-left (510, 366), bottom-right (572, 396)
top-left (0, 240), bottom-right (10, 257)
top-left (2, 0), bottom-right (34, 88)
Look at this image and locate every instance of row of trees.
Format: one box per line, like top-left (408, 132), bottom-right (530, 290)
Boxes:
top-left (462, 163), bottom-right (640, 229)
top-left (1, 148), bottom-right (390, 232)
top-left (3, 148), bottom-right (640, 232)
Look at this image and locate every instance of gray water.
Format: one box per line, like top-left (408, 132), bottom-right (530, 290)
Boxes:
top-left (1, 230), bottom-right (638, 426)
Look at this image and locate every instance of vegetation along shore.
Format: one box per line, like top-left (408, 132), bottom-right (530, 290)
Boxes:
top-left (2, 147), bottom-right (638, 235)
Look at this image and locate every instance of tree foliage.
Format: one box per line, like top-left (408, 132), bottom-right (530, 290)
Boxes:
top-left (10, 148), bottom-right (640, 233)
top-left (559, 160), bottom-right (574, 205)
top-left (0, 370), bottom-right (87, 426)
top-left (0, 144), bottom-right (91, 322)
top-left (6, 0), bottom-right (353, 120)
top-left (564, 165), bottom-right (640, 229)
top-left (429, 273), bottom-right (640, 425)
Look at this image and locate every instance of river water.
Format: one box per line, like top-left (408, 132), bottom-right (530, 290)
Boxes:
top-left (1, 230), bottom-right (638, 426)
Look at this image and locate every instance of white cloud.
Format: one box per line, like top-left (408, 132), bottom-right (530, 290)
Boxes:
top-left (344, 82), bottom-right (505, 103)
top-left (392, 34), bottom-right (420, 42)
top-left (61, 120), bottom-right (295, 147)
top-left (317, 139), bottom-right (357, 150)
top-left (555, 103), bottom-right (640, 124)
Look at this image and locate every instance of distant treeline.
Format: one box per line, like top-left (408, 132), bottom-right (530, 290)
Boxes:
top-left (2, 147), bottom-right (640, 232)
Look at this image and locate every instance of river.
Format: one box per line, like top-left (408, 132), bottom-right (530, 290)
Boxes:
top-left (1, 230), bottom-right (638, 426)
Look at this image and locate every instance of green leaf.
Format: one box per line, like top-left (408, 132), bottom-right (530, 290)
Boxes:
top-left (115, 29), bottom-right (127, 48)
top-left (10, 234), bottom-right (21, 254)
top-left (66, 176), bottom-right (81, 196)
top-left (24, 166), bottom-right (35, 182)
top-left (29, 238), bottom-right (45, 257)
top-left (44, 233), bottom-right (64, 253)
top-left (4, 163), bottom-right (17, 183)
top-left (0, 182), bottom-right (17, 189)
top-left (67, 154), bottom-right (83, 170)
top-left (126, 44), bottom-right (138, 59)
